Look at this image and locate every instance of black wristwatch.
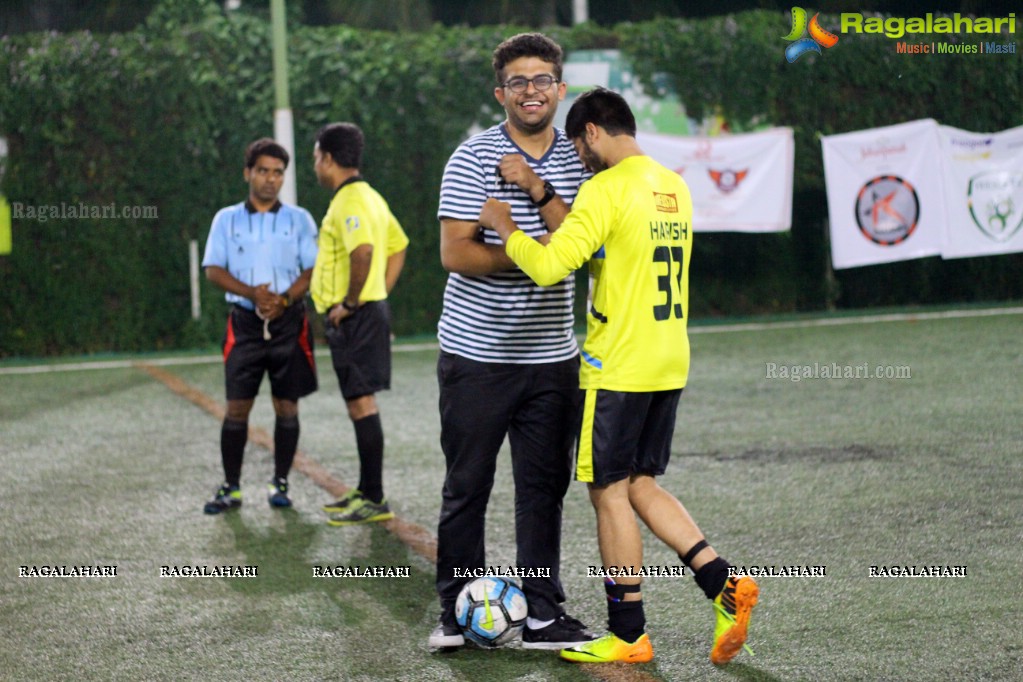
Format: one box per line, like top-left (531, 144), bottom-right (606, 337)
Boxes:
top-left (281, 292), bottom-right (292, 307)
top-left (341, 299), bottom-right (358, 313)
top-left (533, 180), bottom-right (557, 208)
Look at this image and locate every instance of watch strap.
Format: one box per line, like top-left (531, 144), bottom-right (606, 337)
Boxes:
top-left (534, 180), bottom-right (556, 208)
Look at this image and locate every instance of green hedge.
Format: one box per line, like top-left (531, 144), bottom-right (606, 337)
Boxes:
top-left (0, 1), bottom-right (517, 355)
top-left (1, 3), bottom-right (1020, 357)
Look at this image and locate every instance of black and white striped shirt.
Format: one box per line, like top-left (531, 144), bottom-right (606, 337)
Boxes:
top-left (437, 124), bottom-right (587, 363)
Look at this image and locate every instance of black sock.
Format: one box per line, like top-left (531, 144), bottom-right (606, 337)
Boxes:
top-left (273, 415), bottom-right (300, 480)
top-left (694, 557), bottom-right (731, 600)
top-left (608, 599), bottom-right (645, 644)
top-left (220, 418), bottom-right (248, 487)
top-left (353, 413), bottom-right (384, 503)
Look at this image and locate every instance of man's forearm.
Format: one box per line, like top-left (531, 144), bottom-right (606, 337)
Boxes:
top-left (284, 269), bottom-right (313, 301)
top-left (205, 266), bottom-right (256, 301)
top-left (538, 195), bottom-right (571, 233)
top-left (441, 239), bottom-right (516, 276)
top-left (345, 245), bottom-right (373, 304)
top-left (385, 249), bottom-right (406, 293)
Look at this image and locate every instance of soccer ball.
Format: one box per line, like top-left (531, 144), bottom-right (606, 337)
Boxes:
top-left (454, 577), bottom-right (527, 647)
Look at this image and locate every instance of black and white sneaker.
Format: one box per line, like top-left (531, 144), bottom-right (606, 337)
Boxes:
top-left (521, 614), bottom-right (597, 650)
top-left (428, 620), bottom-right (464, 648)
top-left (267, 477), bottom-right (292, 508)
top-left (203, 483), bottom-right (241, 515)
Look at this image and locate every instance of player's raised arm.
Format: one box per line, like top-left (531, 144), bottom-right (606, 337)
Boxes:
top-left (479, 196), bottom-right (601, 288)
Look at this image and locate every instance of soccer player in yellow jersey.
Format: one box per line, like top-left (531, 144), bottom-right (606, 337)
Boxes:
top-left (310, 122), bottom-right (409, 526)
top-left (479, 88), bottom-right (759, 666)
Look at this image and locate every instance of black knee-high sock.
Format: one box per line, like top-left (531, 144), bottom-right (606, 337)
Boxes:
top-left (608, 600), bottom-right (646, 643)
top-left (353, 413), bottom-right (384, 503)
top-left (679, 540), bottom-right (733, 600)
top-left (273, 415), bottom-right (300, 480)
top-left (694, 557), bottom-right (732, 600)
top-left (221, 418), bottom-right (248, 487)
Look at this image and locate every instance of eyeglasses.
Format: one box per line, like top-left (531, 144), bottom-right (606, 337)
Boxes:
top-left (502, 74), bottom-right (559, 93)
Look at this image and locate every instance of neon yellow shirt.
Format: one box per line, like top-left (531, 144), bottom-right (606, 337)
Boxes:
top-left (0, 195), bottom-right (11, 255)
top-left (311, 178), bottom-right (409, 313)
top-left (506, 155), bottom-right (693, 391)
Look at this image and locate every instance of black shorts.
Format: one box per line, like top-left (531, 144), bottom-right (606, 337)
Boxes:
top-left (223, 303), bottom-right (318, 401)
top-left (325, 300), bottom-right (392, 400)
top-left (576, 388), bottom-right (683, 485)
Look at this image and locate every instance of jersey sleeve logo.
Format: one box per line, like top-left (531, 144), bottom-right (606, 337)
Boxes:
top-left (345, 216), bottom-right (361, 233)
top-left (653, 192), bottom-right (679, 213)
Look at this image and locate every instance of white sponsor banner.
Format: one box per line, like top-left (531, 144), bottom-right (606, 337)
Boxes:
top-left (822, 119), bottom-right (946, 269)
top-left (636, 128), bottom-right (793, 232)
top-left (938, 124), bottom-right (1023, 259)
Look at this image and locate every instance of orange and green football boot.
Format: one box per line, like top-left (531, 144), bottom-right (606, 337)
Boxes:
top-left (560, 632), bottom-right (654, 664)
top-left (710, 575), bottom-right (759, 664)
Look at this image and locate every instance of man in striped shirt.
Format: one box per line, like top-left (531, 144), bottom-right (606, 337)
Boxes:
top-left (480, 87), bottom-right (759, 666)
top-left (429, 32), bottom-right (595, 650)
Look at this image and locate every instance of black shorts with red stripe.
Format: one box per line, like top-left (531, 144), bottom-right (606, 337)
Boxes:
top-left (222, 302), bottom-right (317, 401)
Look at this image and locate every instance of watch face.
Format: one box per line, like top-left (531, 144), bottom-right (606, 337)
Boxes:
top-left (537, 181), bottom-right (556, 206)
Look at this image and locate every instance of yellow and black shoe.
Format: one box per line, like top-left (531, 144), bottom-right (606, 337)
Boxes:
top-left (326, 495), bottom-right (394, 526)
top-left (322, 488), bottom-right (361, 514)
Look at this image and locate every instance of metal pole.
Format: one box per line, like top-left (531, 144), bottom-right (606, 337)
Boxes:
top-left (189, 239), bottom-right (201, 320)
top-left (271, 0), bottom-right (297, 205)
top-left (572, 0), bottom-right (588, 25)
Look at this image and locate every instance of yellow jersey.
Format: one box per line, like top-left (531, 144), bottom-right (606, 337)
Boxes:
top-left (506, 155), bottom-right (693, 391)
top-left (311, 178), bottom-right (409, 313)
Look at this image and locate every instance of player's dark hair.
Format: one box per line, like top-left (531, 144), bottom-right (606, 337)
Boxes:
top-left (565, 87), bottom-right (637, 140)
top-left (492, 32), bottom-right (563, 84)
top-left (245, 138), bottom-right (289, 169)
top-left (316, 122), bottom-right (364, 169)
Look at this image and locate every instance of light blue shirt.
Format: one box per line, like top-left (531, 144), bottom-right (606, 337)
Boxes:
top-left (202, 200), bottom-right (318, 310)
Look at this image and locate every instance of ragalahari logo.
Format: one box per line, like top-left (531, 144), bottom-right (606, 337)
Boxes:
top-left (783, 7), bottom-right (839, 62)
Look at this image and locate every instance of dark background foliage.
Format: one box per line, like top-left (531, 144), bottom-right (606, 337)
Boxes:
top-left (0, 0), bottom-right (1020, 356)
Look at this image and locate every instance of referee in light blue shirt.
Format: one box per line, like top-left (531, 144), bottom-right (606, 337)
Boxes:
top-left (200, 138), bottom-right (319, 515)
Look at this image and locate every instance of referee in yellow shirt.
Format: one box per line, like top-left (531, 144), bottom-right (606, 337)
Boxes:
top-left (310, 122), bottom-right (409, 526)
top-left (479, 88), bottom-right (759, 666)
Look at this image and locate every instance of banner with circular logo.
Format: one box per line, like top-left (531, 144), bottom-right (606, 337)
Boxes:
top-left (822, 119), bottom-right (945, 269)
top-left (939, 124), bottom-right (1023, 260)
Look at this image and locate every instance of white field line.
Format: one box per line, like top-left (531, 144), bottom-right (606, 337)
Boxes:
top-left (0, 342), bottom-right (440, 375)
top-left (687, 306), bottom-right (1023, 334)
top-left (2, 307), bottom-right (1021, 376)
